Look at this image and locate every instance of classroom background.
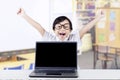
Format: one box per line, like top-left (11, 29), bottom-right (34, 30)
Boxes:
top-left (0, 0), bottom-right (120, 70)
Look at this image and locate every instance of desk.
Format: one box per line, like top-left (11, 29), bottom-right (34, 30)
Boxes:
top-left (0, 48), bottom-right (35, 62)
top-left (93, 41), bottom-right (120, 69)
top-left (94, 41), bottom-right (120, 49)
top-left (17, 53), bottom-right (35, 61)
top-left (1, 70), bottom-right (120, 79)
top-left (0, 53), bottom-right (35, 70)
top-left (0, 67), bottom-right (81, 79)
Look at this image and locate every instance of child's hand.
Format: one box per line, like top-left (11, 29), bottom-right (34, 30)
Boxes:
top-left (96, 9), bottom-right (105, 19)
top-left (17, 8), bottom-right (25, 16)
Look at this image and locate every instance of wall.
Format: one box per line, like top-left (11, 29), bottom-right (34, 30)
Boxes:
top-left (49, 0), bottom-right (77, 34)
top-left (0, 0), bottom-right (49, 52)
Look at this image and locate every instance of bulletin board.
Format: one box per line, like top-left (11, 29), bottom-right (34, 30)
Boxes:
top-left (96, 8), bottom-right (120, 43)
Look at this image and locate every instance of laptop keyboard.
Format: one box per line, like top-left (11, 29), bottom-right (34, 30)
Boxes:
top-left (30, 70), bottom-right (78, 78)
top-left (34, 70), bottom-right (76, 75)
top-left (35, 69), bottom-right (75, 73)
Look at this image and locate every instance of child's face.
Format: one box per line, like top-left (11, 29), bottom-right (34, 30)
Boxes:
top-left (54, 20), bottom-right (71, 41)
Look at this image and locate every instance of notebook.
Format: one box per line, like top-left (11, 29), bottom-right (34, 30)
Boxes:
top-left (29, 41), bottom-right (78, 78)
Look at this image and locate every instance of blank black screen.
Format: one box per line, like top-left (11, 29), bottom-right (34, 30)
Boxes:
top-left (35, 42), bottom-right (77, 67)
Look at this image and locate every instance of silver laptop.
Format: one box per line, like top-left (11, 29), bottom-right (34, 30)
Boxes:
top-left (29, 41), bottom-right (78, 78)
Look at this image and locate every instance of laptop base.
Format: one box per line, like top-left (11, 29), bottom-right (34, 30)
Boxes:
top-left (29, 71), bottom-right (78, 78)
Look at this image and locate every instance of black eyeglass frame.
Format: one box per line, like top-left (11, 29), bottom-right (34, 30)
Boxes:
top-left (55, 23), bottom-right (70, 30)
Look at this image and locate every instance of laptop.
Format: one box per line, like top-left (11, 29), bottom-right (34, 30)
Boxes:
top-left (29, 41), bottom-right (78, 78)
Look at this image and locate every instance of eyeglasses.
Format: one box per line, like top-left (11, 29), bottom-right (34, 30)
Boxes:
top-left (55, 23), bottom-right (70, 30)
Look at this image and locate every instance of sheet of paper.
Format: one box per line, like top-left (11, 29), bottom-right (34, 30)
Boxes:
top-left (98, 34), bottom-right (105, 42)
top-left (110, 11), bottom-right (116, 21)
top-left (110, 21), bottom-right (115, 31)
top-left (97, 21), bottom-right (105, 28)
top-left (109, 33), bottom-right (115, 41)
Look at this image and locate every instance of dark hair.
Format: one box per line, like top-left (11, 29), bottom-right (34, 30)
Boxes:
top-left (53, 16), bottom-right (72, 30)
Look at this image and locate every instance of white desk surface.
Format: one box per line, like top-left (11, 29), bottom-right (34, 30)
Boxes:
top-left (1, 70), bottom-right (120, 79)
top-left (0, 70), bottom-right (80, 79)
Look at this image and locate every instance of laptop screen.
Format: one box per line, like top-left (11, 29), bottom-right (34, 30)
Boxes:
top-left (35, 42), bottom-right (77, 68)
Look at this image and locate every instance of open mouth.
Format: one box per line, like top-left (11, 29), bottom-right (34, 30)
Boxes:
top-left (59, 33), bottom-right (66, 36)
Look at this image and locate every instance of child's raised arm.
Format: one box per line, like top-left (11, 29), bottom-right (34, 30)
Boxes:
top-left (79, 10), bottom-right (104, 39)
top-left (17, 8), bottom-right (45, 36)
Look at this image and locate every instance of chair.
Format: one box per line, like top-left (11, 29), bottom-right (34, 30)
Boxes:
top-left (4, 64), bottom-right (24, 70)
top-left (93, 45), bottom-right (117, 69)
top-left (29, 63), bottom-right (35, 70)
top-left (115, 48), bottom-right (120, 68)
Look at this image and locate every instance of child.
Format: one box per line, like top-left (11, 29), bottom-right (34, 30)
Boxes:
top-left (17, 8), bottom-right (104, 49)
